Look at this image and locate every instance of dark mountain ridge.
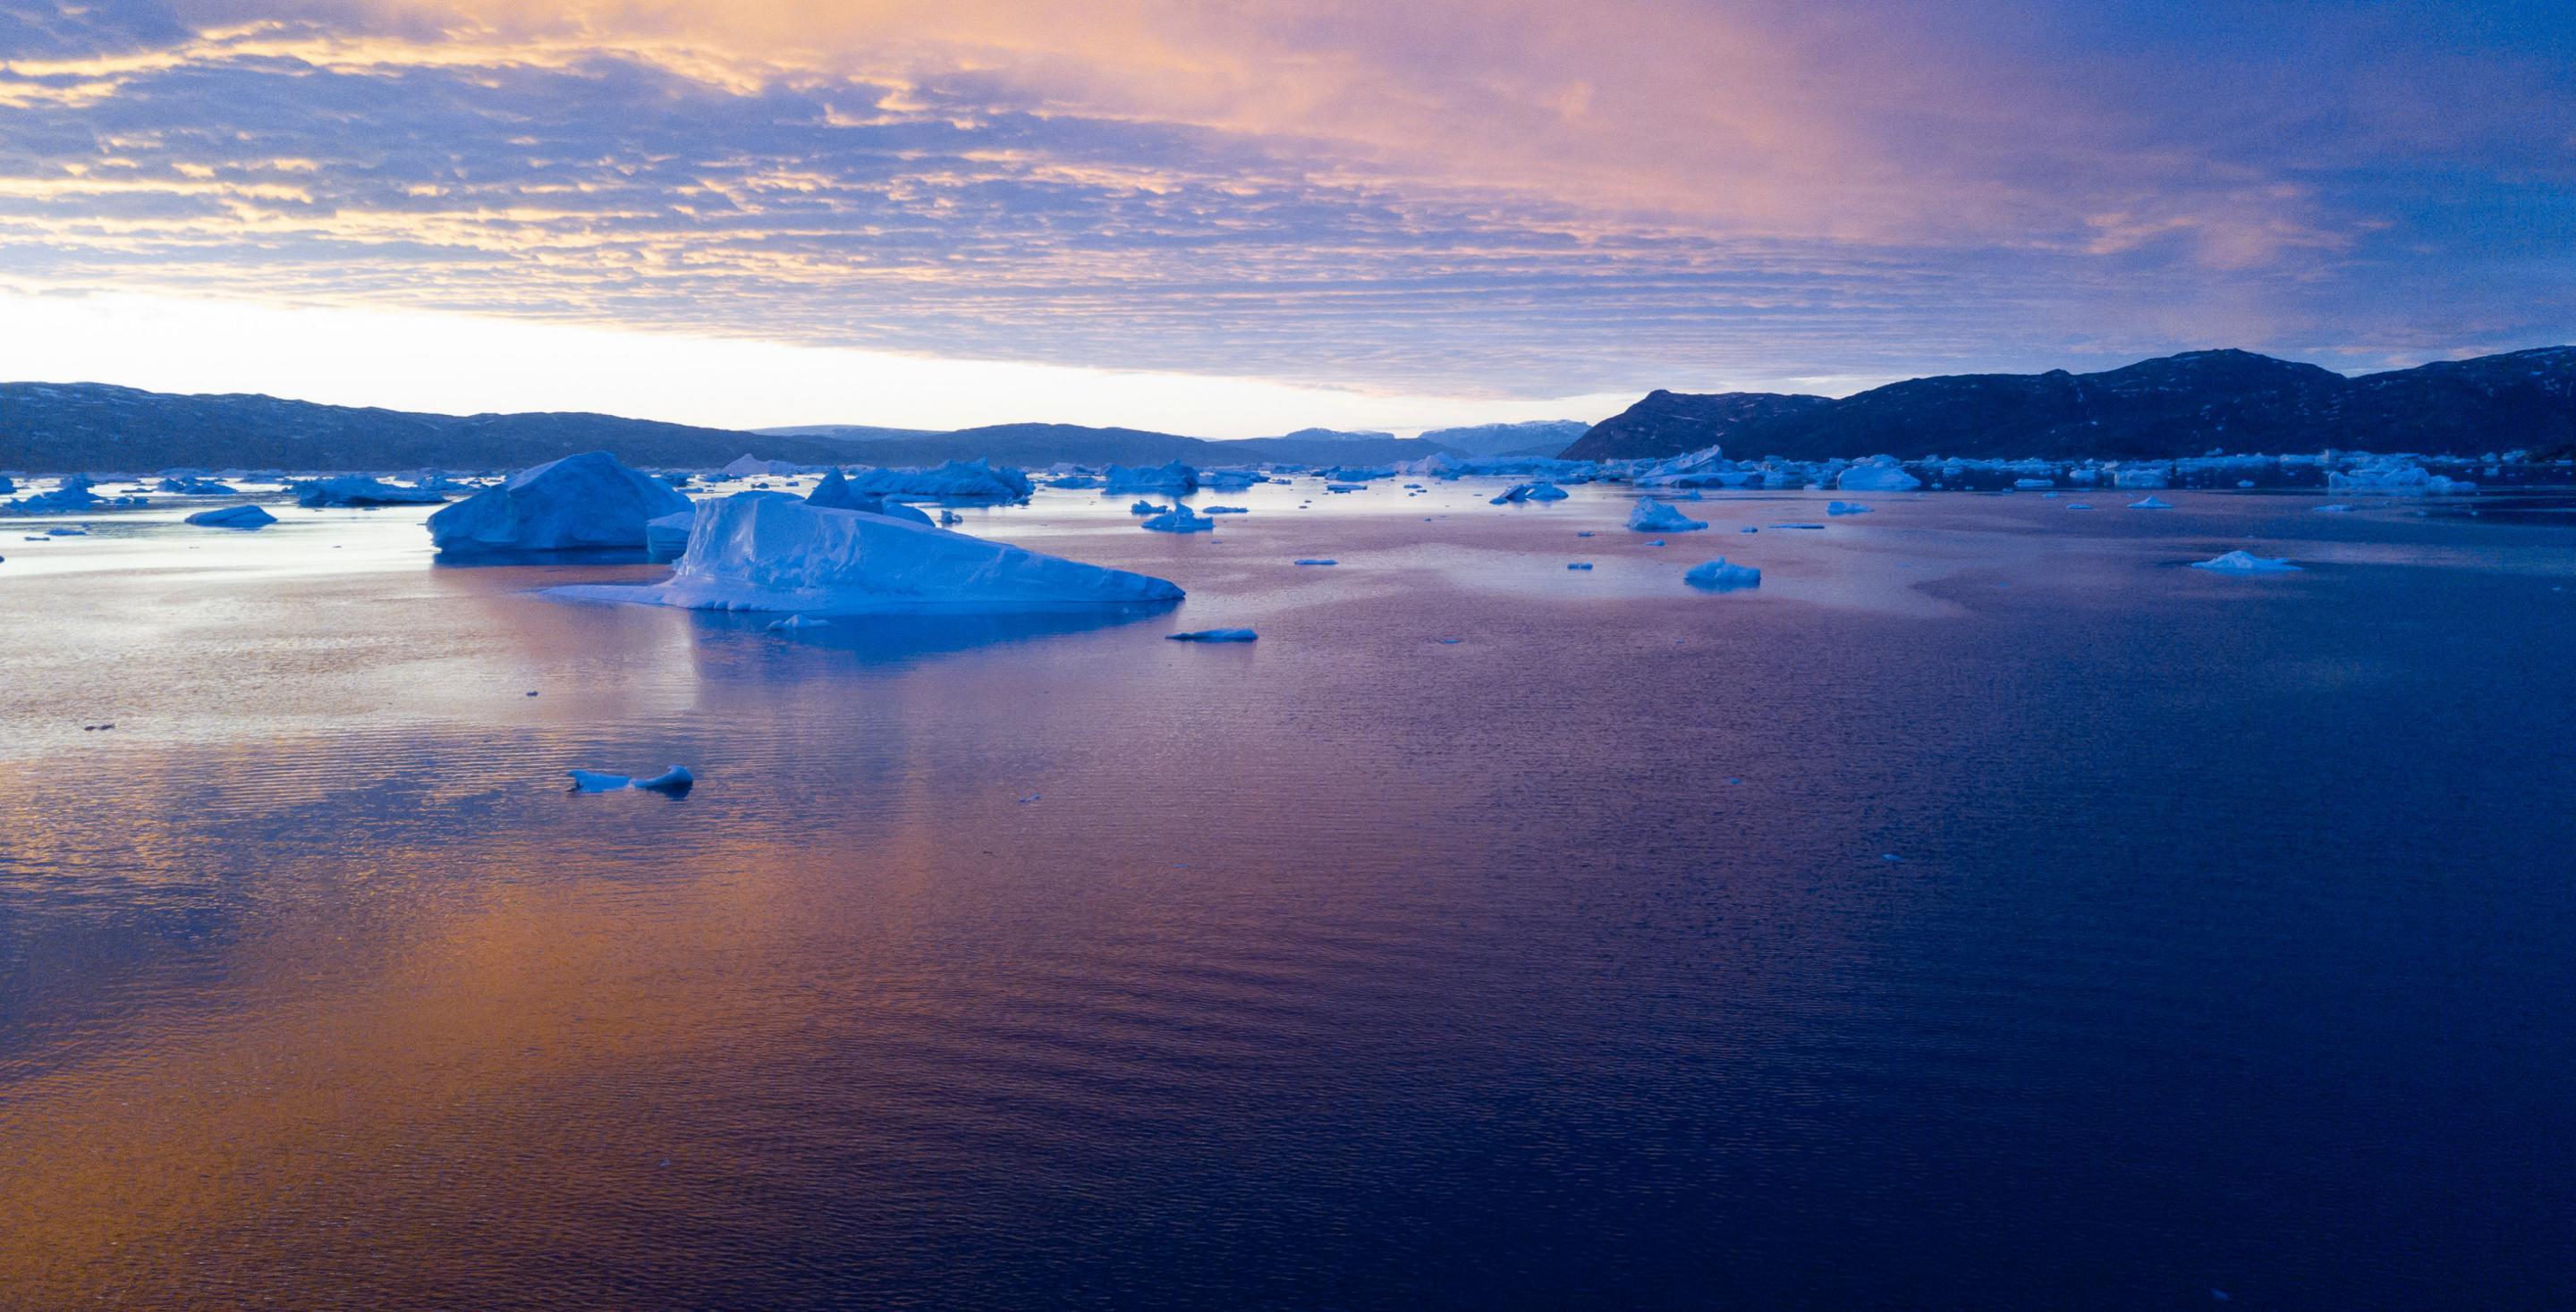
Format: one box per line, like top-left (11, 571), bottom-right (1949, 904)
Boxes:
top-left (1563, 347), bottom-right (2576, 461)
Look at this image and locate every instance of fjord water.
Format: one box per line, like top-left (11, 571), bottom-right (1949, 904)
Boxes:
top-left (3, 484), bottom-right (2572, 1308)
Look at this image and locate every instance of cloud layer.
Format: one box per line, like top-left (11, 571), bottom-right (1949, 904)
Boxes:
top-left (2, 0), bottom-right (2570, 407)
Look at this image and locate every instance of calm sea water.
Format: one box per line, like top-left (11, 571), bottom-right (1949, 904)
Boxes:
top-left (2, 480), bottom-right (2572, 1308)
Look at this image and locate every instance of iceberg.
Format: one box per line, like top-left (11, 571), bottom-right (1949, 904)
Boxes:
top-left (1684, 558), bottom-right (1762, 591)
top-left (428, 451), bottom-right (691, 551)
top-left (157, 477), bottom-right (239, 495)
top-left (2127, 496), bottom-right (2174, 509)
top-left (1128, 500), bottom-right (1166, 515)
top-left (184, 504), bottom-right (277, 529)
top-left (806, 470), bottom-right (933, 524)
top-left (296, 476), bottom-right (447, 508)
top-left (1166, 628), bottom-right (1258, 642)
top-left (1141, 505), bottom-right (1215, 533)
top-left (1628, 498), bottom-right (1708, 532)
top-left (1826, 501), bottom-right (1873, 515)
top-left (2190, 550), bottom-right (2301, 573)
top-left (1491, 481), bottom-right (1569, 504)
top-left (720, 454), bottom-right (812, 478)
top-left (646, 507), bottom-right (700, 557)
top-left (1104, 461), bottom-right (1199, 494)
top-left (569, 766), bottom-right (695, 794)
top-left (1836, 460), bottom-right (1922, 492)
top-left (1199, 469), bottom-right (1263, 490)
top-left (556, 492), bottom-right (1181, 613)
top-left (840, 460), bottom-right (1032, 503)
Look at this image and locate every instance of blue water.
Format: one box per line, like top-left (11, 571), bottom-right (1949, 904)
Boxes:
top-left (2, 480), bottom-right (2572, 1308)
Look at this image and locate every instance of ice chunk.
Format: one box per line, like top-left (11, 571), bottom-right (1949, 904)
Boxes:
top-left (2127, 496), bottom-right (2174, 509)
top-left (2190, 550), bottom-right (2301, 573)
top-left (1826, 501), bottom-right (1873, 515)
top-left (1628, 498), bottom-right (1708, 532)
top-left (428, 450), bottom-right (691, 551)
top-left (1566, 562), bottom-right (1593, 570)
top-left (158, 477), bottom-right (239, 495)
top-left (722, 454), bottom-right (812, 478)
top-left (1141, 505), bottom-right (1215, 534)
top-left (555, 492), bottom-right (1182, 613)
top-left (767, 614), bottom-right (830, 630)
top-left (1836, 460), bottom-right (1922, 492)
top-left (646, 507), bottom-right (699, 557)
top-left (1104, 461), bottom-right (1199, 494)
top-left (806, 470), bottom-right (933, 524)
top-left (568, 765), bottom-right (695, 794)
top-left (296, 476), bottom-right (447, 508)
top-left (1128, 500), bottom-right (1166, 516)
top-left (184, 504), bottom-right (278, 529)
top-left (2313, 504), bottom-right (2354, 513)
top-left (840, 460), bottom-right (1031, 503)
top-left (1684, 558), bottom-right (1762, 590)
top-left (1201, 505), bottom-right (1248, 514)
top-left (1292, 558), bottom-right (1337, 566)
top-left (1167, 628), bottom-right (1258, 642)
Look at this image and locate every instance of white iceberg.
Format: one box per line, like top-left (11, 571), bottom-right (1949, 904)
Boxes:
top-left (1684, 558), bottom-right (1762, 590)
top-left (806, 470), bottom-right (931, 524)
top-left (1628, 498), bottom-right (1708, 532)
top-left (296, 476), bottom-right (447, 508)
top-left (1104, 461), bottom-right (1199, 494)
top-left (1836, 460), bottom-right (1922, 492)
top-left (428, 451), bottom-right (691, 551)
top-left (2190, 550), bottom-right (2301, 573)
top-left (184, 504), bottom-right (277, 529)
top-left (646, 507), bottom-right (700, 557)
top-left (555, 492), bottom-right (1181, 613)
top-left (1141, 505), bottom-right (1215, 534)
top-left (569, 765), bottom-right (695, 794)
top-left (840, 460), bottom-right (1032, 503)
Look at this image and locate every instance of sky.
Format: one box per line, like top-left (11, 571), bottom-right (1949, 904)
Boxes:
top-left (0, 0), bottom-right (2570, 436)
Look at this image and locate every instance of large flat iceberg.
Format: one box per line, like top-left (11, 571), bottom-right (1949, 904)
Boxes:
top-left (555, 492), bottom-right (1182, 614)
top-left (428, 450), bottom-right (691, 551)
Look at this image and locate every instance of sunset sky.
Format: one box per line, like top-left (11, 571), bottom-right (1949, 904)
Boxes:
top-left (1, 0), bottom-right (2569, 434)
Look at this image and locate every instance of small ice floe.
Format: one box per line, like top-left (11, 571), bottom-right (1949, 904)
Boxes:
top-left (1684, 558), bottom-right (1761, 591)
top-left (1167, 628), bottom-right (1258, 642)
top-left (937, 509), bottom-right (963, 526)
top-left (1018, 792), bottom-right (1041, 804)
top-left (1201, 505), bottom-right (1249, 514)
top-left (1881, 852), bottom-right (1902, 863)
top-left (1433, 636), bottom-right (1463, 644)
top-left (1739, 526), bottom-right (1758, 534)
top-left (1575, 530), bottom-right (1595, 537)
top-left (2313, 504), bottom-right (2354, 513)
top-left (1826, 501), bottom-right (1873, 515)
top-left (1567, 562), bottom-right (1593, 571)
top-left (81, 722), bottom-right (115, 731)
top-left (46, 526), bottom-right (88, 536)
top-left (568, 766), bottom-right (695, 794)
top-left (1129, 500), bottom-right (1166, 515)
top-left (1767, 523), bottom-right (1825, 530)
top-left (2190, 550), bottom-right (2301, 573)
top-left (1629, 498), bottom-right (1708, 532)
top-left (2066, 503), bottom-right (2094, 510)
top-left (767, 614), bottom-right (831, 630)
top-left (1647, 539), bottom-right (1665, 546)
top-left (1292, 558), bottom-right (1338, 566)
top-left (2128, 496), bottom-right (2174, 509)
top-left (184, 504), bottom-right (277, 529)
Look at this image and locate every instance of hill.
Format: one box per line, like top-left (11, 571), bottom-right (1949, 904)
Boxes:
top-left (1563, 347), bottom-right (2576, 461)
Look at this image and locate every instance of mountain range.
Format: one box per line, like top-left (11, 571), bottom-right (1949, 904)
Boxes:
top-left (1559, 347), bottom-right (2576, 461)
top-left (0, 385), bottom-right (1452, 473)
top-left (5, 347), bottom-right (2571, 473)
